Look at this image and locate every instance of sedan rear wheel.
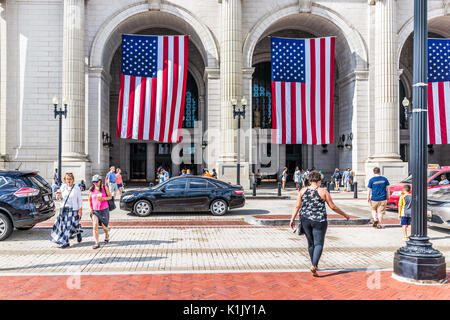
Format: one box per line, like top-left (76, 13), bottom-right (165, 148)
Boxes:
top-left (133, 200), bottom-right (152, 217)
top-left (0, 213), bottom-right (13, 241)
top-left (210, 199), bottom-right (228, 216)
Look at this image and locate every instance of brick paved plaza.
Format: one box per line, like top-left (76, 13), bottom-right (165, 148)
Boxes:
top-left (0, 195), bottom-right (449, 300)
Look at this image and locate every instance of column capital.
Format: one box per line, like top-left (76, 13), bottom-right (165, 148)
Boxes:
top-left (242, 67), bottom-right (255, 80)
top-left (203, 67), bottom-right (220, 81)
top-left (368, 0), bottom-right (397, 5)
top-left (299, 0), bottom-right (312, 13)
top-left (148, 0), bottom-right (161, 11)
top-left (89, 66), bottom-right (112, 84)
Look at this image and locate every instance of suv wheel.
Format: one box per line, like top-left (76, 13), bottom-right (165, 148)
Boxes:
top-left (0, 213), bottom-right (13, 241)
top-left (133, 200), bottom-right (152, 217)
top-left (16, 225), bottom-right (35, 231)
top-left (210, 199), bottom-right (228, 216)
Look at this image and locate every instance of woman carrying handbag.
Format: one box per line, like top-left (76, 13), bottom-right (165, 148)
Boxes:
top-left (88, 175), bottom-right (112, 249)
top-left (290, 171), bottom-right (350, 277)
top-left (51, 173), bottom-right (83, 248)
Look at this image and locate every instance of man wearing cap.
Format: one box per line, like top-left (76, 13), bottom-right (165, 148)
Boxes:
top-left (105, 166), bottom-right (118, 198)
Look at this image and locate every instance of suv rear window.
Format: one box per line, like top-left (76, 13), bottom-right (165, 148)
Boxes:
top-left (32, 174), bottom-right (51, 188)
top-left (27, 175), bottom-right (50, 190)
top-left (0, 176), bottom-right (7, 188)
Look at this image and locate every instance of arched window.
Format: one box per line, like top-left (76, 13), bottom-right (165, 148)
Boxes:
top-left (252, 62), bottom-right (272, 128)
top-left (183, 72), bottom-right (198, 128)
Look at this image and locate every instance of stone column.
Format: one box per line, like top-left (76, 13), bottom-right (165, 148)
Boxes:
top-left (365, 0), bottom-right (407, 184)
top-left (373, 0), bottom-right (399, 159)
top-left (217, 0), bottom-right (250, 188)
top-left (218, 0), bottom-right (242, 162)
top-left (59, 0), bottom-right (91, 181)
top-left (62, 0), bottom-right (86, 161)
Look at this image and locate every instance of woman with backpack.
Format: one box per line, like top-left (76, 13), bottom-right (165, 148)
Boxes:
top-left (88, 174), bottom-right (112, 249)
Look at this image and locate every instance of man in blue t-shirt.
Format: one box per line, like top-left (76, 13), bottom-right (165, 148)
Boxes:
top-left (106, 166), bottom-right (118, 197)
top-left (367, 167), bottom-right (390, 229)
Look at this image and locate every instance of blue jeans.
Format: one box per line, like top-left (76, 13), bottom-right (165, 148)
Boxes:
top-left (301, 217), bottom-right (328, 267)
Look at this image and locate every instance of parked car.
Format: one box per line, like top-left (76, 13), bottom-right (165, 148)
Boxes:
top-left (387, 165), bottom-right (450, 210)
top-left (427, 186), bottom-right (450, 229)
top-left (120, 176), bottom-right (245, 216)
top-left (0, 170), bottom-right (56, 241)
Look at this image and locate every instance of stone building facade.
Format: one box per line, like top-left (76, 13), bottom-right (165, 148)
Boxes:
top-left (0, 0), bottom-right (449, 188)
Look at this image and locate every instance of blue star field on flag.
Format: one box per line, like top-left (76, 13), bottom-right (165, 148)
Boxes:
top-left (121, 34), bottom-right (158, 77)
top-left (428, 38), bottom-right (450, 82)
top-left (271, 37), bottom-right (306, 82)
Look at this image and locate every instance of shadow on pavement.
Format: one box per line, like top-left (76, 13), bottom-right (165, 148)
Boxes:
top-left (317, 270), bottom-right (355, 278)
top-left (5, 229), bottom-right (177, 246)
top-left (0, 255), bottom-right (166, 272)
top-left (124, 209), bottom-right (271, 217)
top-left (428, 226), bottom-right (450, 240)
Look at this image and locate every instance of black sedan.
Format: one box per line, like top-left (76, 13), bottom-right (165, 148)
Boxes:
top-left (120, 176), bottom-right (245, 216)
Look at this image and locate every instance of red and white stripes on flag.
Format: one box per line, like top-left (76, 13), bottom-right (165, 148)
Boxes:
top-left (427, 38), bottom-right (450, 145)
top-left (271, 36), bottom-right (335, 144)
top-left (428, 81), bottom-right (450, 144)
top-left (116, 35), bottom-right (189, 142)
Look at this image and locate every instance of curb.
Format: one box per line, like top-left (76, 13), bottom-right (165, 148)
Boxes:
top-left (245, 195), bottom-right (292, 200)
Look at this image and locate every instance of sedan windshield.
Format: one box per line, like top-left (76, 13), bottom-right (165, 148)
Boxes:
top-left (401, 170), bottom-right (439, 183)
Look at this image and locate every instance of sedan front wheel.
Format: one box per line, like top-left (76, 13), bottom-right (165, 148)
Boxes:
top-left (133, 200), bottom-right (153, 217)
top-left (210, 199), bottom-right (228, 216)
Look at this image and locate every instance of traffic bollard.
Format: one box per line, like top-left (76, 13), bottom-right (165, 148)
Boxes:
top-left (278, 182), bottom-right (282, 196)
top-left (253, 182), bottom-right (256, 196)
top-left (353, 182), bottom-right (358, 198)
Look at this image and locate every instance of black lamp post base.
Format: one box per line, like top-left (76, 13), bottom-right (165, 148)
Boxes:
top-left (393, 249), bottom-right (446, 284)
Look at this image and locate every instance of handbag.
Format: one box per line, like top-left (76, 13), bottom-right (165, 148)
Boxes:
top-left (60, 185), bottom-right (73, 215)
top-left (103, 185), bottom-right (116, 211)
top-left (297, 213), bottom-right (305, 236)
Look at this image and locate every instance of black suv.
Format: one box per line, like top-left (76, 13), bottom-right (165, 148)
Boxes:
top-left (0, 170), bottom-right (56, 240)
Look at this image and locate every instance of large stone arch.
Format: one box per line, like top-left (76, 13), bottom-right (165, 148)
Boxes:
top-left (243, 3), bottom-right (370, 183)
top-left (397, 7), bottom-right (450, 65)
top-left (243, 3), bottom-right (369, 72)
top-left (89, 1), bottom-right (220, 71)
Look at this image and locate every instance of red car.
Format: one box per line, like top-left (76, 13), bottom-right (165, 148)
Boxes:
top-left (387, 165), bottom-right (450, 210)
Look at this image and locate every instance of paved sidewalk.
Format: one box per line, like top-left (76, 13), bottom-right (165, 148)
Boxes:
top-left (1, 225), bottom-right (448, 274)
top-left (0, 271), bottom-right (448, 300)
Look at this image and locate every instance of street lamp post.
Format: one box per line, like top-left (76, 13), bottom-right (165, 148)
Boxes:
top-left (393, 0), bottom-right (446, 283)
top-left (232, 97), bottom-right (246, 186)
top-left (53, 97), bottom-right (68, 186)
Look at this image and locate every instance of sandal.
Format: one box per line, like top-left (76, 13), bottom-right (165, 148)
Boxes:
top-left (372, 220), bottom-right (378, 228)
top-left (376, 224), bottom-right (384, 229)
top-left (104, 238), bottom-right (109, 244)
top-left (310, 266), bottom-right (319, 277)
top-left (92, 244), bottom-right (100, 249)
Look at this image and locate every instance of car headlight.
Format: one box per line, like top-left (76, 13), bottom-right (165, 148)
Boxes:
top-left (122, 194), bottom-right (135, 201)
top-left (391, 191), bottom-right (402, 197)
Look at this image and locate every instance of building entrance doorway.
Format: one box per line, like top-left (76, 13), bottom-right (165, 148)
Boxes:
top-left (286, 145), bottom-right (302, 181)
top-left (156, 143), bottom-right (173, 176)
top-left (130, 143), bottom-right (147, 181)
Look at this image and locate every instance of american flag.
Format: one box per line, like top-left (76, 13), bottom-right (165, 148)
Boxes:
top-left (271, 36), bottom-right (335, 144)
top-left (117, 34), bottom-right (189, 142)
top-left (428, 38), bottom-right (450, 145)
